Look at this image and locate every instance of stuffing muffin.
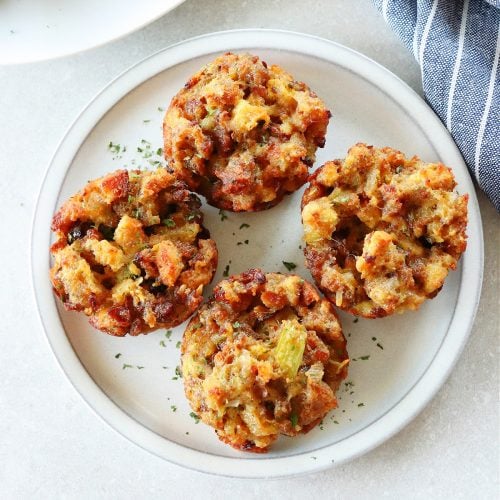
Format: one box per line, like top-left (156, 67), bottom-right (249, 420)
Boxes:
top-left (163, 52), bottom-right (330, 211)
top-left (181, 269), bottom-right (349, 452)
top-left (50, 168), bottom-right (218, 336)
top-left (301, 143), bottom-right (468, 318)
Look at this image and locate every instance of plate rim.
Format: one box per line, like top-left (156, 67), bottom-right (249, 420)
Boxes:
top-left (30, 28), bottom-right (484, 478)
top-left (0, 0), bottom-right (186, 65)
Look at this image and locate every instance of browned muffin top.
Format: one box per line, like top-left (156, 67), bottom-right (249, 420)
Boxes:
top-left (181, 269), bottom-right (349, 452)
top-left (163, 52), bottom-right (330, 211)
top-left (301, 143), bottom-right (468, 318)
top-left (50, 168), bottom-right (218, 335)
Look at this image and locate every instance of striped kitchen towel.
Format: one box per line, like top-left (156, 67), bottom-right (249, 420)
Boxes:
top-left (372, 0), bottom-right (500, 210)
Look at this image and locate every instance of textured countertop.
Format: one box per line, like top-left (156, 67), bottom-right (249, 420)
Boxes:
top-left (0, 0), bottom-right (498, 498)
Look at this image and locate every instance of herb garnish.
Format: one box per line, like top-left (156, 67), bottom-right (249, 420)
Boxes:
top-left (159, 340), bottom-right (167, 348)
top-left (239, 223), bottom-right (250, 229)
top-left (171, 405), bottom-right (177, 412)
top-left (290, 412), bottom-right (298, 428)
top-left (114, 353), bottom-right (122, 359)
top-left (223, 264), bottom-right (230, 277)
top-left (282, 261), bottom-right (297, 271)
top-left (377, 343), bottom-right (384, 350)
top-left (162, 218), bottom-right (175, 228)
top-left (108, 141), bottom-right (122, 154)
top-left (359, 355), bottom-right (370, 361)
top-left (176, 341), bottom-right (181, 349)
top-left (353, 318), bottom-right (359, 323)
top-left (165, 330), bottom-right (172, 339)
top-left (218, 209), bottom-right (228, 221)
top-left (122, 363), bottom-right (133, 370)
top-left (189, 412), bottom-right (200, 424)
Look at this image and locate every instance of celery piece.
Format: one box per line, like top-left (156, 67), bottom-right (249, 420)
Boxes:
top-left (274, 319), bottom-right (307, 379)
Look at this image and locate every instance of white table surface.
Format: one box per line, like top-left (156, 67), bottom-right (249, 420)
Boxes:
top-left (0, 0), bottom-right (498, 498)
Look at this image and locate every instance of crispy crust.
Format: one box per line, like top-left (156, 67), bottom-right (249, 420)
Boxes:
top-left (181, 269), bottom-right (349, 452)
top-left (163, 52), bottom-right (330, 211)
top-left (301, 143), bottom-right (468, 318)
top-left (50, 168), bottom-right (218, 336)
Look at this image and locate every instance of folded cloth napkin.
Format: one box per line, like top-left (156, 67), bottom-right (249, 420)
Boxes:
top-left (372, 0), bottom-right (499, 210)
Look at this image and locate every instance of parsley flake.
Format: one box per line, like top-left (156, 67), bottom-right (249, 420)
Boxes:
top-left (359, 355), bottom-right (370, 361)
top-left (162, 218), bottom-right (175, 228)
top-left (114, 353), bottom-right (122, 359)
top-left (189, 412), bottom-right (200, 424)
top-left (107, 141), bottom-right (122, 154)
top-left (290, 412), bottom-right (298, 428)
top-left (159, 340), bottom-right (167, 348)
top-left (223, 264), bottom-right (230, 277)
top-left (282, 261), bottom-right (297, 271)
top-left (239, 223), bottom-right (250, 229)
top-left (377, 343), bottom-right (384, 350)
top-left (218, 209), bottom-right (228, 221)
top-left (122, 363), bottom-right (133, 370)
top-left (170, 405), bottom-right (177, 412)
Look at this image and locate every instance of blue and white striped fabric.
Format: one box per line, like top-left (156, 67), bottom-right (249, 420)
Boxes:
top-left (372, 0), bottom-right (500, 210)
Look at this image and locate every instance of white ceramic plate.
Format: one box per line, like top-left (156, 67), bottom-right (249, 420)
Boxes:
top-left (31, 30), bottom-right (483, 478)
top-left (0, 0), bottom-right (185, 65)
